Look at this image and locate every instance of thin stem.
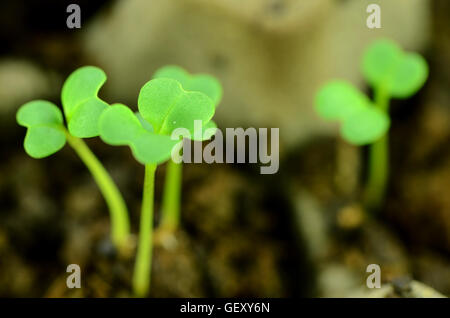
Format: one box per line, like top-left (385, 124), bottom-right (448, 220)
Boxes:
top-left (132, 163), bottom-right (157, 297)
top-left (65, 132), bottom-right (130, 248)
top-left (160, 160), bottom-right (182, 233)
top-left (364, 87), bottom-right (390, 210)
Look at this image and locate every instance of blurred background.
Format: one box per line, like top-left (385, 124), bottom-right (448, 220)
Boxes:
top-left (0, 0), bottom-right (448, 297)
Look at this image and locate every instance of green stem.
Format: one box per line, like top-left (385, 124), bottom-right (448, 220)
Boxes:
top-left (65, 132), bottom-right (130, 248)
top-left (364, 87), bottom-right (390, 210)
top-left (160, 160), bottom-right (182, 233)
top-left (132, 163), bottom-right (157, 297)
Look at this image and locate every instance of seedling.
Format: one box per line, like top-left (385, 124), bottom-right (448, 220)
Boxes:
top-left (99, 76), bottom-right (216, 297)
top-left (16, 66), bottom-right (130, 249)
top-left (315, 39), bottom-right (428, 209)
top-left (152, 65), bottom-right (222, 236)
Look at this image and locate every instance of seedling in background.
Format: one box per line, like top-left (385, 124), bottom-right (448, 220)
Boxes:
top-left (153, 65), bottom-right (222, 237)
top-left (16, 66), bottom-right (130, 249)
top-left (99, 77), bottom-right (216, 297)
top-left (316, 39), bottom-right (428, 209)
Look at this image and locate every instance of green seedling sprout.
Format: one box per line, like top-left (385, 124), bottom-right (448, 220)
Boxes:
top-left (16, 66), bottom-right (130, 249)
top-left (152, 65), bottom-right (222, 236)
top-left (315, 39), bottom-right (428, 210)
top-left (98, 77), bottom-right (216, 297)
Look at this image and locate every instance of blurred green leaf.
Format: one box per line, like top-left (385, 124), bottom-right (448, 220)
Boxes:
top-left (341, 108), bottom-right (390, 145)
top-left (99, 104), bottom-right (178, 164)
top-left (16, 100), bottom-right (66, 158)
top-left (153, 65), bottom-right (223, 105)
top-left (388, 53), bottom-right (428, 98)
top-left (362, 39), bottom-right (402, 88)
top-left (138, 78), bottom-right (215, 136)
top-left (315, 81), bottom-right (370, 120)
top-left (362, 39), bottom-right (428, 98)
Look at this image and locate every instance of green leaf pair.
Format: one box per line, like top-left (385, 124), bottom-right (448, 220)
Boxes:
top-left (99, 66), bottom-right (222, 165)
top-left (362, 39), bottom-right (428, 98)
top-left (16, 66), bottom-right (109, 158)
top-left (316, 80), bottom-right (389, 146)
top-left (99, 104), bottom-right (179, 165)
top-left (99, 74), bottom-right (218, 164)
top-left (315, 39), bottom-right (428, 146)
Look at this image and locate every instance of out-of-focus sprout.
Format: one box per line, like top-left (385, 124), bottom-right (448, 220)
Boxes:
top-left (316, 39), bottom-right (428, 210)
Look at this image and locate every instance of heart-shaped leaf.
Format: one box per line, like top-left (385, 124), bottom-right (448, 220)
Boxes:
top-left (99, 104), bottom-right (179, 164)
top-left (153, 66), bottom-right (222, 141)
top-left (23, 126), bottom-right (66, 159)
top-left (16, 100), bottom-right (66, 158)
top-left (61, 66), bottom-right (109, 138)
top-left (362, 39), bottom-right (428, 98)
top-left (153, 65), bottom-right (223, 105)
top-left (138, 78), bottom-right (215, 136)
top-left (340, 107), bottom-right (390, 145)
top-left (315, 81), bottom-right (370, 120)
top-left (362, 39), bottom-right (402, 89)
top-left (388, 53), bottom-right (428, 98)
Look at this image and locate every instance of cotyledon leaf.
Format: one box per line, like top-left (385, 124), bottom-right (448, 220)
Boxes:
top-left (388, 53), bottom-right (428, 98)
top-left (16, 100), bottom-right (66, 158)
top-left (17, 100), bottom-right (64, 127)
top-left (99, 104), bottom-right (179, 165)
top-left (153, 65), bottom-right (223, 106)
top-left (61, 66), bottom-right (107, 120)
top-left (362, 39), bottom-right (428, 98)
top-left (362, 39), bottom-right (402, 89)
top-left (340, 107), bottom-right (390, 146)
top-left (130, 133), bottom-right (179, 165)
top-left (153, 66), bottom-right (222, 138)
top-left (99, 104), bottom-right (144, 144)
top-left (138, 78), bottom-right (215, 136)
top-left (61, 66), bottom-right (109, 138)
top-left (315, 81), bottom-right (370, 121)
top-left (23, 126), bottom-right (66, 159)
